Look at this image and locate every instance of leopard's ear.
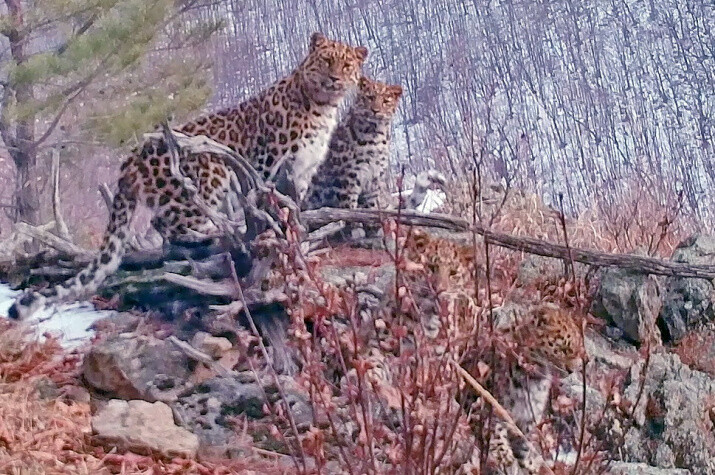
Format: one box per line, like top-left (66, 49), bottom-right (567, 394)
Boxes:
top-left (310, 32), bottom-right (327, 51)
top-left (354, 45), bottom-right (368, 62)
top-left (389, 84), bottom-right (403, 99)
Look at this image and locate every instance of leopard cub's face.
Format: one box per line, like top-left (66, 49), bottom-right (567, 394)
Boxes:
top-left (354, 76), bottom-right (403, 120)
top-left (301, 32), bottom-right (368, 104)
top-left (521, 303), bottom-right (585, 373)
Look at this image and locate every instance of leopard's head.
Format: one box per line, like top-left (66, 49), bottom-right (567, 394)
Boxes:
top-left (354, 76), bottom-right (403, 120)
top-left (300, 33), bottom-right (368, 105)
top-left (521, 303), bottom-right (585, 373)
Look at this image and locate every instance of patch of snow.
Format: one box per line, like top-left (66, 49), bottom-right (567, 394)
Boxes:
top-left (392, 188), bottom-right (446, 214)
top-left (416, 189), bottom-right (446, 213)
top-left (0, 283), bottom-right (112, 350)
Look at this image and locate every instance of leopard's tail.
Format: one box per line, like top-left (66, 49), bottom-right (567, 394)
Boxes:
top-left (8, 182), bottom-right (138, 320)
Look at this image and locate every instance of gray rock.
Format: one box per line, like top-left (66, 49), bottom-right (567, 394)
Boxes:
top-left (517, 255), bottom-right (565, 286)
top-left (190, 331), bottom-right (232, 359)
top-left (83, 334), bottom-right (192, 402)
top-left (584, 330), bottom-right (637, 370)
top-left (92, 399), bottom-right (199, 458)
top-left (659, 235), bottom-right (715, 342)
top-left (591, 266), bottom-right (662, 344)
top-left (609, 462), bottom-right (691, 474)
top-left (621, 353), bottom-right (715, 472)
top-left (319, 264), bottom-right (395, 292)
top-left (173, 374), bottom-right (313, 456)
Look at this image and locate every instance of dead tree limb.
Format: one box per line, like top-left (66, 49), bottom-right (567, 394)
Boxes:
top-left (98, 183), bottom-right (114, 210)
top-left (167, 336), bottom-right (233, 378)
top-left (301, 208), bottom-right (715, 280)
top-left (51, 148), bottom-right (71, 241)
top-left (14, 222), bottom-right (91, 259)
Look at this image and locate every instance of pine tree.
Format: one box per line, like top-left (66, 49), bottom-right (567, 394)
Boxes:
top-left (0, 0), bottom-right (220, 225)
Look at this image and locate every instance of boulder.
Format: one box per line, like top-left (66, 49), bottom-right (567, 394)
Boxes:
top-left (591, 266), bottom-right (662, 344)
top-left (92, 399), bottom-right (199, 458)
top-left (621, 353), bottom-right (715, 472)
top-left (173, 373), bottom-right (313, 457)
top-left (83, 333), bottom-right (192, 402)
top-left (190, 331), bottom-right (232, 359)
top-left (659, 235), bottom-right (715, 342)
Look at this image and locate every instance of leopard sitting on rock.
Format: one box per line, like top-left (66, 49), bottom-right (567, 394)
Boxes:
top-left (9, 32), bottom-right (368, 320)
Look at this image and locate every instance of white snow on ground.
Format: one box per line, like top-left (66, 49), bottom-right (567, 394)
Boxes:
top-left (0, 283), bottom-right (112, 349)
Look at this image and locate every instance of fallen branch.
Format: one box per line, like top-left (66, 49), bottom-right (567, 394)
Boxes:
top-left (14, 222), bottom-right (91, 259)
top-left (98, 183), bottom-right (114, 210)
top-left (0, 221), bottom-right (56, 259)
top-left (301, 208), bottom-right (715, 280)
top-left (163, 273), bottom-right (235, 296)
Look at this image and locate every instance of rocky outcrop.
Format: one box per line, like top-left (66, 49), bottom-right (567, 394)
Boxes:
top-left (659, 235), bottom-right (715, 342)
top-left (621, 353), bottom-right (715, 472)
top-left (590, 266), bottom-right (662, 344)
top-left (609, 462), bottom-right (691, 474)
top-left (172, 373), bottom-right (313, 457)
top-left (82, 334), bottom-right (192, 402)
top-left (92, 399), bottom-right (199, 458)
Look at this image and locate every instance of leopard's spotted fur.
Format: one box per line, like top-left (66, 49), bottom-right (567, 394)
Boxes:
top-left (9, 33), bottom-right (368, 320)
top-left (303, 76), bottom-right (402, 211)
top-left (487, 303), bottom-right (584, 474)
top-left (397, 231), bottom-right (584, 473)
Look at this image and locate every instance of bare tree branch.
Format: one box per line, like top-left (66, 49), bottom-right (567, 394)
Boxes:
top-left (302, 207), bottom-right (715, 280)
top-left (51, 148), bottom-right (71, 241)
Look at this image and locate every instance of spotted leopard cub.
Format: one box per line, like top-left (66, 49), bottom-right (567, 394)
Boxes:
top-left (9, 33), bottom-right (368, 320)
top-left (303, 76), bottom-right (402, 212)
top-left (485, 303), bottom-right (585, 474)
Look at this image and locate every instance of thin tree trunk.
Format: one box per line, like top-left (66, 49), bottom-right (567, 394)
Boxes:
top-left (2, 0), bottom-right (41, 225)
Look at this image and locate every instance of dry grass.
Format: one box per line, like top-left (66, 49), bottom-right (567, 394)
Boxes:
top-left (673, 328), bottom-right (715, 377)
top-left (0, 320), bottom-right (103, 474)
top-left (0, 320), bottom-right (288, 474)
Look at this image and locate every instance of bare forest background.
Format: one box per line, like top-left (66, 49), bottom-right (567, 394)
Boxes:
top-left (1, 0), bottom-right (713, 247)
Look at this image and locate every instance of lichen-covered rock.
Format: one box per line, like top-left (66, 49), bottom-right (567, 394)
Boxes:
top-left (659, 235), bottom-right (715, 342)
top-left (82, 334), bottom-right (192, 402)
top-left (621, 353), bottom-right (715, 472)
top-left (92, 399), bottom-right (199, 458)
top-left (172, 373), bottom-right (313, 457)
top-left (591, 266), bottom-right (662, 344)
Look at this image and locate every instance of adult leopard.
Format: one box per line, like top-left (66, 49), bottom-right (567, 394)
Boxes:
top-left (9, 32), bottom-right (368, 320)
